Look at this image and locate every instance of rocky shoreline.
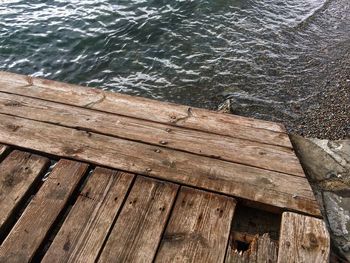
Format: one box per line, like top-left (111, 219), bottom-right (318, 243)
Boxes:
top-left (218, 25), bottom-right (349, 141)
top-left (291, 136), bottom-right (350, 262)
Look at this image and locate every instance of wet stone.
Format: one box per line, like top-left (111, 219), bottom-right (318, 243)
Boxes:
top-left (291, 135), bottom-right (350, 261)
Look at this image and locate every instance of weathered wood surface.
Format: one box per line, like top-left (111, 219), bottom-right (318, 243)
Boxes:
top-left (99, 176), bottom-right (178, 263)
top-left (0, 71), bottom-right (286, 133)
top-left (42, 168), bottom-right (134, 263)
top-left (278, 212), bottom-right (330, 263)
top-left (0, 144), bottom-right (8, 157)
top-left (0, 150), bottom-right (49, 234)
top-left (225, 234), bottom-right (278, 263)
top-left (0, 92), bottom-right (303, 176)
top-left (0, 113), bottom-right (320, 216)
top-left (155, 187), bottom-right (236, 263)
top-left (0, 160), bottom-right (88, 263)
top-left (0, 71), bottom-right (292, 148)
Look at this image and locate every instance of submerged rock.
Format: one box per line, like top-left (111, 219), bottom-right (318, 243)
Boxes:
top-left (291, 135), bottom-right (350, 261)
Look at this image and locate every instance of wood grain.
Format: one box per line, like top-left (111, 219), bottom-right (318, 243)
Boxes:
top-left (225, 234), bottom-right (278, 263)
top-left (0, 71), bottom-right (29, 86)
top-left (0, 150), bottom-right (49, 234)
top-left (0, 160), bottom-right (88, 263)
top-left (98, 176), bottom-right (178, 263)
top-left (0, 71), bottom-right (292, 148)
top-left (0, 92), bottom-right (304, 176)
top-left (155, 187), bottom-right (236, 263)
top-left (0, 113), bottom-right (320, 216)
top-left (42, 167), bottom-right (134, 263)
top-left (278, 212), bottom-right (330, 263)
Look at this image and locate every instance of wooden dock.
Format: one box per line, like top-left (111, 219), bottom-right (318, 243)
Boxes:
top-left (0, 71), bottom-right (330, 262)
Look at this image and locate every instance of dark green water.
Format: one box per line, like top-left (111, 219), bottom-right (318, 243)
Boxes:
top-left (0, 0), bottom-right (349, 123)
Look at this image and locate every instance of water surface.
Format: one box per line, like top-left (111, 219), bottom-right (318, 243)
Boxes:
top-left (0, 0), bottom-right (349, 123)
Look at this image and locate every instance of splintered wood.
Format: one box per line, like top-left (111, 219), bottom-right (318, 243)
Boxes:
top-left (0, 144), bottom-right (8, 157)
top-left (226, 234), bottom-right (278, 263)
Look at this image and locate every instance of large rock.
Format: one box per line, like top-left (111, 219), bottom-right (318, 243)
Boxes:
top-left (290, 135), bottom-right (350, 261)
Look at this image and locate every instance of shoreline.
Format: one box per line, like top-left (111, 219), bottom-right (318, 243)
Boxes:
top-left (288, 46), bottom-right (350, 140)
top-left (220, 42), bottom-right (350, 141)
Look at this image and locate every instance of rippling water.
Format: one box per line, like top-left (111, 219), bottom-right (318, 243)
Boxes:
top-left (0, 0), bottom-right (349, 122)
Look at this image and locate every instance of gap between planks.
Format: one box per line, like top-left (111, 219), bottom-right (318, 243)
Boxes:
top-left (0, 160), bottom-right (89, 263)
top-left (98, 176), bottom-right (179, 263)
top-left (42, 167), bottom-right (135, 263)
top-left (0, 150), bottom-right (49, 239)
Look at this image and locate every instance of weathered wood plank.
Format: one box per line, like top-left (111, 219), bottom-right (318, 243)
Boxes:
top-left (0, 71), bottom-right (291, 148)
top-left (98, 176), bottom-right (178, 263)
top-left (0, 92), bottom-right (304, 176)
top-left (0, 150), bottom-right (49, 234)
top-left (0, 160), bottom-right (88, 263)
top-left (0, 114), bottom-right (320, 216)
top-left (0, 71), bottom-right (30, 85)
top-left (225, 234), bottom-right (278, 263)
top-left (155, 187), bottom-right (236, 263)
top-left (42, 167), bottom-right (134, 263)
top-left (278, 212), bottom-right (330, 263)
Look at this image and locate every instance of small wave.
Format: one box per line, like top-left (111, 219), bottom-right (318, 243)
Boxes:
top-left (292, 0), bottom-right (333, 29)
top-left (0, 0), bottom-right (349, 119)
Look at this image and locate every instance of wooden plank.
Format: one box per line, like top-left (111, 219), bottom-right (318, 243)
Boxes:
top-left (225, 234), bottom-right (278, 263)
top-left (42, 167), bottom-right (134, 263)
top-left (98, 176), bottom-right (178, 263)
top-left (0, 71), bottom-right (292, 148)
top-left (155, 187), bottom-right (236, 263)
top-left (278, 212), bottom-right (330, 263)
top-left (0, 71), bottom-right (30, 85)
top-left (0, 113), bottom-right (320, 216)
top-left (0, 150), bottom-right (49, 233)
top-left (11, 71), bottom-right (288, 133)
top-left (0, 92), bottom-right (304, 176)
top-left (0, 160), bottom-right (88, 263)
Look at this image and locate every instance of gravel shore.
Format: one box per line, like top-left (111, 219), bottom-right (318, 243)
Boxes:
top-left (288, 46), bottom-right (350, 140)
